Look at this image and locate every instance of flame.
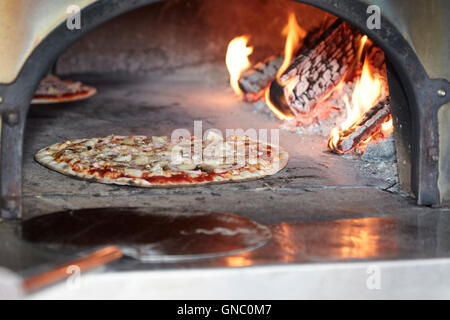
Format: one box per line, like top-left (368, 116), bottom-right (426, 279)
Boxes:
top-left (381, 118), bottom-right (393, 135)
top-left (264, 86), bottom-right (295, 120)
top-left (277, 13), bottom-right (307, 82)
top-left (343, 39), bottom-right (382, 129)
top-left (263, 13), bottom-right (306, 120)
top-left (328, 36), bottom-right (389, 152)
top-left (225, 36), bottom-right (253, 96)
top-left (328, 127), bottom-right (340, 151)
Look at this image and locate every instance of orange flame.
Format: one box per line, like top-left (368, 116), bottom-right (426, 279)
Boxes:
top-left (381, 118), bottom-right (393, 133)
top-left (264, 86), bottom-right (295, 120)
top-left (328, 36), bottom-right (389, 152)
top-left (277, 13), bottom-right (307, 82)
top-left (225, 36), bottom-right (253, 96)
top-left (263, 13), bottom-right (306, 120)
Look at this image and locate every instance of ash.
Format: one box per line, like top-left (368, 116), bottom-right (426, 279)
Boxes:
top-left (360, 137), bottom-right (399, 192)
top-left (340, 137), bottom-right (399, 192)
top-left (252, 80), bottom-right (356, 137)
top-left (359, 159), bottom-right (399, 193)
top-left (251, 100), bottom-right (278, 121)
top-left (362, 137), bottom-right (396, 162)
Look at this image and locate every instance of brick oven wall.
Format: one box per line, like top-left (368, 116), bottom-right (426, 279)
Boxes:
top-left (56, 0), bottom-right (332, 76)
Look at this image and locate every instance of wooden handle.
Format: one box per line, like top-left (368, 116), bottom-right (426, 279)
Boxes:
top-left (22, 245), bottom-right (123, 293)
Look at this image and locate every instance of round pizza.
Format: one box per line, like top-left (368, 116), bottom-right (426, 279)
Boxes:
top-left (32, 74), bottom-right (97, 104)
top-left (35, 133), bottom-right (289, 187)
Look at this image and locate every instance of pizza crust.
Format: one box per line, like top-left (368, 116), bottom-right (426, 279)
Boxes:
top-left (35, 135), bottom-right (289, 188)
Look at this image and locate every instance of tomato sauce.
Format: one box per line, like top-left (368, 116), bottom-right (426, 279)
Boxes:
top-left (141, 172), bottom-right (219, 184)
top-left (87, 167), bottom-right (221, 184)
top-left (34, 90), bottom-right (90, 100)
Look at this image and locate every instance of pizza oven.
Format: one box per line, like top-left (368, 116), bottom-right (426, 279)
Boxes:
top-left (0, 0), bottom-right (450, 298)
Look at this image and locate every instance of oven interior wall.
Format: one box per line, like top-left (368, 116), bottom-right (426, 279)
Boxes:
top-left (56, 0), bottom-right (332, 76)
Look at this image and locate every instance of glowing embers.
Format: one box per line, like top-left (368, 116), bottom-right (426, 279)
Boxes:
top-left (328, 97), bottom-right (391, 154)
top-left (225, 16), bottom-right (393, 155)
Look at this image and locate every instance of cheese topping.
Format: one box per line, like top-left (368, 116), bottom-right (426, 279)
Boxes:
top-left (36, 134), bottom-right (285, 186)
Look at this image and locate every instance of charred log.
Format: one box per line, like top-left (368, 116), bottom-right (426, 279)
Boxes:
top-left (239, 19), bottom-right (337, 103)
top-left (238, 55), bottom-right (283, 102)
top-left (268, 80), bottom-right (295, 118)
top-left (280, 20), bottom-right (363, 115)
top-left (328, 97), bottom-right (391, 154)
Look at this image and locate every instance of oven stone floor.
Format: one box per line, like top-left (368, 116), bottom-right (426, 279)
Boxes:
top-left (1, 64), bottom-right (449, 298)
top-left (23, 65), bottom-right (404, 219)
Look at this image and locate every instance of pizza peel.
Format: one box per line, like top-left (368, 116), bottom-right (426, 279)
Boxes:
top-left (0, 246), bottom-right (122, 297)
top-left (17, 208), bottom-right (272, 293)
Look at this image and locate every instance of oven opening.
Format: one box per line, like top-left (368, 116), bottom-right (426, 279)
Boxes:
top-left (28, 0), bottom-right (401, 208)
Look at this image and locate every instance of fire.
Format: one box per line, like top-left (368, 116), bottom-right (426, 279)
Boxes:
top-left (381, 118), bottom-right (393, 135)
top-left (225, 14), bottom-right (305, 120)
top-left (264, 87), bottom-right (295, 120)
top-left (328, 37), bottom-right (390, 152)
top-left (225, 36), bottom-right (253, 96)
top-left (276, 13), bottom-right (307, 82)
top-left (264, 13), bottom-right (306, 120)
top-left (343, 39), bottom-right (382, 129)
top-left (224, 18), bottom-right (392, 154)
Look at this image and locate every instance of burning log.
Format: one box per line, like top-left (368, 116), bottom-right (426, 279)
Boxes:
top-left (279, 20), bottom-right (363, 115)
top-left (328, 97), bottom-right (391, 154)
top-left (238, 55), bottom-right (283, 102)
top-left (238, 19), bottom-right (333, 104)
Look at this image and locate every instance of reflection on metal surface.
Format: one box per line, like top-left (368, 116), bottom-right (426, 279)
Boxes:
top-left (289, 217), bottom-right (398, 260)
top-left (223, 255), bottom-right (255, 267)
top-left (222, 217), bottom-right (400, 266)
top-left (336, 218), bottom-right (392, 259)
top-left (223, 223), bottom-right (305, 267)
top-left (21, 208), bottom-right (271, 262)
top-left (272, 223), bottom-right (303, 262)
top-left (274, 218), bottom-right (399, 261)
top-left (0, 0), bottom-right (97, 84)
